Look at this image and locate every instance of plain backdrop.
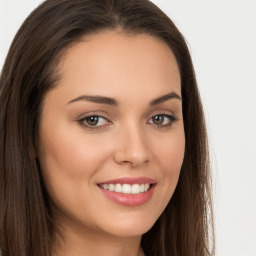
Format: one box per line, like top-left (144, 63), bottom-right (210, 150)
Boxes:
top-left (0, 1), bottom-right (255, 255)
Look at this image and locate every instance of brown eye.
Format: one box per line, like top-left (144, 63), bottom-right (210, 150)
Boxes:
top-left (79, 115), bottom-right (109, 128)
top-left (86, 116), bottom-right (100, 126)
top-left (148, 114), bottom-right (177, 127)
top-left (152, 115), bottom-right (165, 125)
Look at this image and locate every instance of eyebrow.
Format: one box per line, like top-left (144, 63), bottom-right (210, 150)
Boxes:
top-left (149, 92), bottom-right (182, 106)
top-left (67, 95), bottom-right (118, 106)
top-left (67, 92), bottom-right (181, 106)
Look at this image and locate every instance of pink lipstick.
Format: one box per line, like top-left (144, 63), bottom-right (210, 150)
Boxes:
top-left (97, 177), bottom-right (156, 206)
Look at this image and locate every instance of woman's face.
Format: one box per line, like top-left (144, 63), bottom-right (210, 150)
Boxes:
top-left (38, 31), bottom-right (185, 238)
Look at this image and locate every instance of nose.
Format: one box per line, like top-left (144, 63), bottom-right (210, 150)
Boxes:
top-left (113, 123), bottom-right (150, 168)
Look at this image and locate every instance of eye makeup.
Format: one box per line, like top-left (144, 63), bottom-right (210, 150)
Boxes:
top-left (77, 112), bottom-right (178, 131)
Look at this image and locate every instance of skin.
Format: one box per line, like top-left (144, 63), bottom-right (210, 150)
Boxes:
top-left (38, 30), bottom-right (185, 256)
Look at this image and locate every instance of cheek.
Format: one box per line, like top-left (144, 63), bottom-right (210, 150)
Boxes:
top-left (38, 124), bottom-right (113, 221)
top-left (153, 128), bottom-right (185, 198)
top-left (39, 124), bottom-right (110, 180)
top-left (155, 130), bottom-right (185, 174)
top-left (37, 122), bottom-right (112, 214)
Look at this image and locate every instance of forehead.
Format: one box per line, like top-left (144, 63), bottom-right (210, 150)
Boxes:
top-left (52, 30), bottom-right (181, 101)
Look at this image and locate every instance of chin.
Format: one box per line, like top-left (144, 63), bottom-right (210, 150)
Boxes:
top-left (97, 214), bottom-right (157, 238)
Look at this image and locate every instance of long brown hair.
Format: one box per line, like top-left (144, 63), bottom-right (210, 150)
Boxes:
top-left (0, 0), bottom-right (214, 255)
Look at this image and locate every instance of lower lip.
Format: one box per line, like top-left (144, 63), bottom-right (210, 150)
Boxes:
top-left (99, 185), bottom-right (155, 206)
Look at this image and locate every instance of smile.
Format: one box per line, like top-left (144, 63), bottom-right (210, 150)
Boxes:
top-left (97, 177), bottom-right (156, 206)
top-left (99, 183), bottom-right (151, 194)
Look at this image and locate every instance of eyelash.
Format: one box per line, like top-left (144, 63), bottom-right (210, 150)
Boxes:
top-left (77, 114), bottom-right (178, 130)
top-left (78, 116), bottom-right (111, 129)
top-left (147, 114), bottom-right (178, 128)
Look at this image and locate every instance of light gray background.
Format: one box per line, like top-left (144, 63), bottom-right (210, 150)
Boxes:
top-left (0, 1), bottom-right (255, 255)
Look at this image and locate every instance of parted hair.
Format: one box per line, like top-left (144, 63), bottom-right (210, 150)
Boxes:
top-left (0, 0), bottom-right (214, 255)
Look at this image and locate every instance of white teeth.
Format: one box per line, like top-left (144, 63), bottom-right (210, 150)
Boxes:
top-left (100, 183), bottom-right (151, 194)
top-left (144, 183), bottom-right (150, 191)
top-left (114, 183), bottom-right (122, 193)
top-left (122, 184), bottom-right (132, 194)
top-left (103, 184), bottom-right (109, 190)
top-left (109, 184), bottom-right (115, 191)
top-left (131, 184), bottom-right (140, 194)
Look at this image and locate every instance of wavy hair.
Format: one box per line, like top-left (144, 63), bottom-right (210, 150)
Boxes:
top-left (0, 0), bottom-right (214, 255)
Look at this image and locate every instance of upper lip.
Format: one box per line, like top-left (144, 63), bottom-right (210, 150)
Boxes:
top-left (97, 177), bottom-right (156, 185)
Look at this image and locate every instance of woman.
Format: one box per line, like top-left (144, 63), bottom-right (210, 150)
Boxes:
top-left (0, 0), bottom-right (214, 255)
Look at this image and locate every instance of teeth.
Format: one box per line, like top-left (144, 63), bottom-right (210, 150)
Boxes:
top-left (109, 184), bottom-right (115, 191)
top-left (115, 183), bottom-right (122, 193)
top-left (103, 184), bottom-right (109, 190)
top-left (122, 184), bottom-right (132, 194)
top-left (144, 183), bottom-right (150, 191)
top-left (131, 184), bottom-right (140, 194)
top-left (100, 183), bottom-right (151, 194)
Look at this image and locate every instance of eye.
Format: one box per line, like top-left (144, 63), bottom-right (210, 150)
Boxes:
top-left (148, 114), bottom-right (177, 127)
top-left (78, 115), bottom-right (110, 128)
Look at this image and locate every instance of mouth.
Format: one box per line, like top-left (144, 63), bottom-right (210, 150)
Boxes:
top-left (98, 183), bottom-right (152, 194)
top-left (97, 177), bottom-right (156, 206)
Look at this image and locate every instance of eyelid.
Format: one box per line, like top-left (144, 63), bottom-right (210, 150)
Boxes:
top-left (147, 113), bottom-right (178, 128)
top-left (76, 110), bottom-right (110, 120)
top-left (77, 114), bottom-right (112, 129)
top-left (76, 110), bottom-right (178, 130)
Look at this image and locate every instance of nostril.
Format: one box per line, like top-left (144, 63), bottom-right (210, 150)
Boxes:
top-left (112, 130), bottom-right (150, 167)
